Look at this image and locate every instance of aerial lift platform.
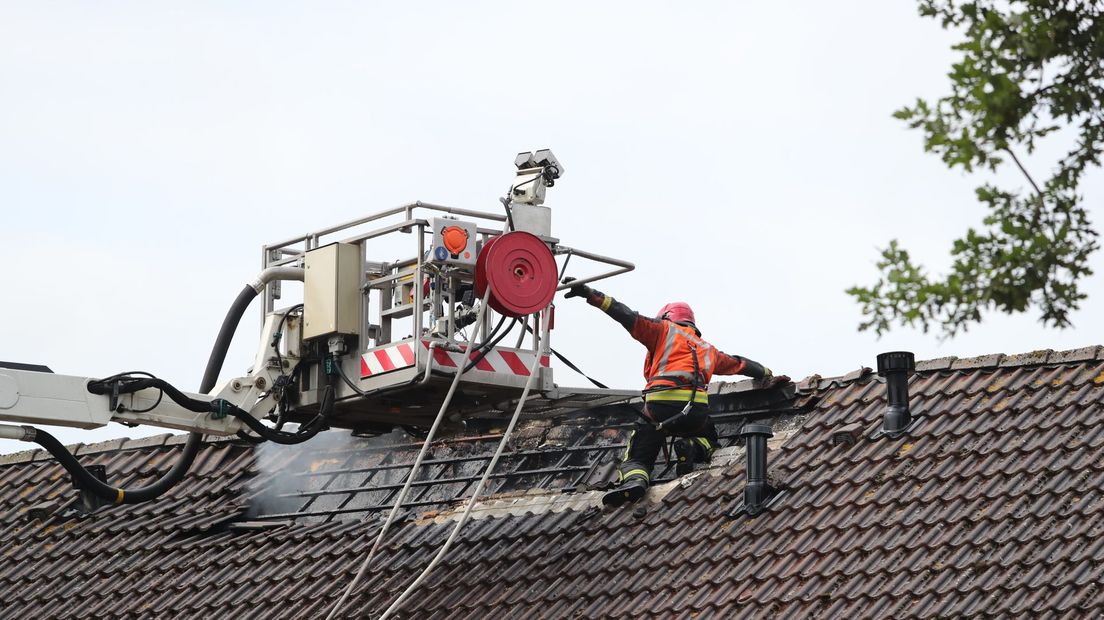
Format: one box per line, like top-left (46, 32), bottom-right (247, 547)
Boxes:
top-left (256, 165), bottom-right (636, 431)
top-left (0, 151), bottom-right (638, 503)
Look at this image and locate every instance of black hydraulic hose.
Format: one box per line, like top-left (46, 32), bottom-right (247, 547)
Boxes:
top-left (212, 374), bottom-right (336, 445)
top-left (87, 377), bottom-right (211, 411)
top-left (228, 410), bottom-right (325, 444)
top-left (29, 284), bottom-right (260, 505)
top-left (91, 287), bottom-right (328, 440)
top-left (203, 285), bottom-right (260, 392)
top-left (235, 430), bottom-right (267, 445)
top-left (479, 314), bottom-right (509, 350)
top-left (87, 367), bottom-right (333, 445)
top-left (499, 196), bottom-right (515, 231)
top-left (464, 317), bottom-right (517, 372)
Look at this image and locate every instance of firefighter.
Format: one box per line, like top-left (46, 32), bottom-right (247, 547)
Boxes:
top-left (563, 279), bottom-right (783, 507)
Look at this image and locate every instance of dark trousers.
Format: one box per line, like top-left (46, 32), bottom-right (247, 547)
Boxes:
top-left (619, 401), bottom-right (719, 484)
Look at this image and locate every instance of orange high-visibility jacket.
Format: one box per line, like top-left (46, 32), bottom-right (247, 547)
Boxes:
top-left (585, 291), bottom-right (767, 404)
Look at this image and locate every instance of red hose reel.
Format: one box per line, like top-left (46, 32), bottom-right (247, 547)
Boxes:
top-left (475, 231), bottom-right (558, 318)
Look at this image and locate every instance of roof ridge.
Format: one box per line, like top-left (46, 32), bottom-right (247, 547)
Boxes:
top-left (783, 344), bottom-right (1104, 395)
top-left (914, 344), bottom-right (1103, 372)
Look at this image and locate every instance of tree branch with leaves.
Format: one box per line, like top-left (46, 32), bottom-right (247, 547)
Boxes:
top-left (849, 0), bottom-right (1103, 338)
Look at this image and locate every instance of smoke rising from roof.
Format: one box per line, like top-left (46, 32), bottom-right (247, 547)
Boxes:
top-left (247, 429), bottom-right (406, 521)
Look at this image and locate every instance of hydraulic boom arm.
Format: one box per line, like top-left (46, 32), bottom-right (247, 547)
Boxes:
top-left (0, 272), bottom-right (302, 439)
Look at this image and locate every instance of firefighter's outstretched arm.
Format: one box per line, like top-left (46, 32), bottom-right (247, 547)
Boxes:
top-left (563, 278), bottom-right (785, 384)
top-left (564, 280), bottom-right (634, 330)
top-left (715, 352), bottom-right (773, 380)
top-left (562, 279), bottom-right (663, 346)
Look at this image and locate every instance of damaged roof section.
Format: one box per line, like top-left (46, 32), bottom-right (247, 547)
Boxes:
top-left (0, 346), bottom-right (1102, 618)
top-left (245, 382), bottom-right (807, 524)
top-left (417, 413), bottom-right (807, 526)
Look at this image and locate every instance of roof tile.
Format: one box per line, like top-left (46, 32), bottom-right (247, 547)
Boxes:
top-left (1, 347), bottom-right (1104, 617)
top-left (73, 438), bottom-right (125, 456)
top-left (1051, 346), bottom-right (1104, 364)
top-left (916, 356), bottom-right (957, 372)
top-left (950, 354), bottom-right (1005, 370)
top-left (999, 349), bottom-right (1055, 367)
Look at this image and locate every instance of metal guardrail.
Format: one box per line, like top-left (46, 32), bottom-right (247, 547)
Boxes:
top-left (258, 201), bottom-right (635, 347)
top-left (552, 245), bottom-right (636, 291)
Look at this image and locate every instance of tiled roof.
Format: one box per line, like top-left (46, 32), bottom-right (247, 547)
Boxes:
top-left (1, 346), bottom-right (1103, 618)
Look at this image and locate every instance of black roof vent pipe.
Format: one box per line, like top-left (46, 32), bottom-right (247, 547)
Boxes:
top-left (742, 424), bottom-right (776, 516)
top-left (877, 351), bottom-right (916, 436)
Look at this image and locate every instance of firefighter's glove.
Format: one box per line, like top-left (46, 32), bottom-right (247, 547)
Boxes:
top-left (754, 368), bottom-right (791, 389)
top-left (562, 277), bottom-right (593, 300)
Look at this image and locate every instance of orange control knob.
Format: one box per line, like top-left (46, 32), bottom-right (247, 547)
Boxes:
top-left (441, 226), bottom-right (469, 256)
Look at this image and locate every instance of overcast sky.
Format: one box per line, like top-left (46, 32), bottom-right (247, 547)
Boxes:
top-left (1, 2), bottom-right (1100, 453)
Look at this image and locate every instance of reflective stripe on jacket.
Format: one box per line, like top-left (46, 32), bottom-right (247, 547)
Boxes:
top-left (643, 321), bottom-right (714, 401)
top-left (646, 387), bottom-right (710, 404)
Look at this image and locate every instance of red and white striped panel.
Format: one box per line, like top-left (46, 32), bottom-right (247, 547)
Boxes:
top-left (422, 340), bottom-right (550, 376)
top-left (360, 341), bottom-right (551, 378)
top-left (360, 342), bottom-right (417, 377)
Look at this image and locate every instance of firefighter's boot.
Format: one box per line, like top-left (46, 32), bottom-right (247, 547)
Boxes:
top-left (602, 478), bottom-right (648, 508)
top-left (674, 437), bottom-right (716, 476)
top-left (673, 438), bottom-right (695, 476)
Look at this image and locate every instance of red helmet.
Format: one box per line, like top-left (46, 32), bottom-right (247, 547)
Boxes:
top-left (657, 302), bottom-right (696, 326)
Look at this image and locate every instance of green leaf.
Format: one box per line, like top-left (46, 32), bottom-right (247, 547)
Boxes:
top-left (851, 0), bottom-right (1103, 338)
